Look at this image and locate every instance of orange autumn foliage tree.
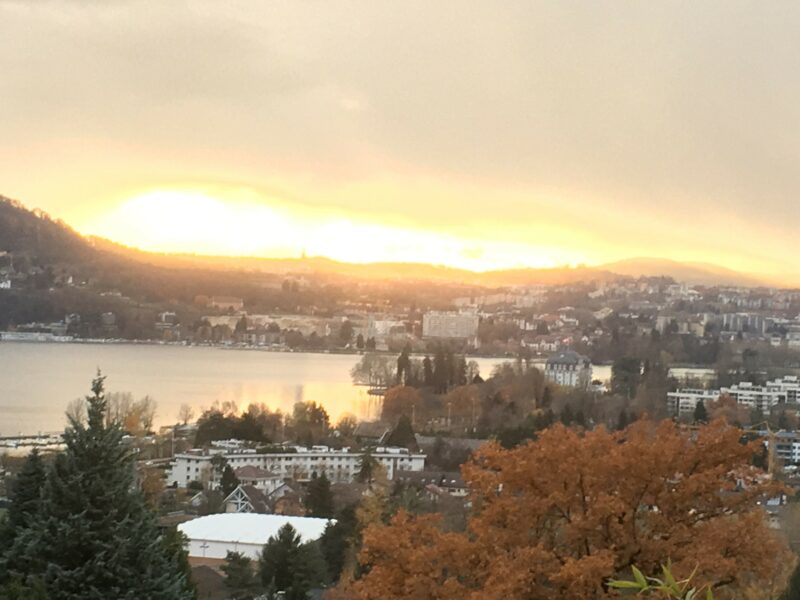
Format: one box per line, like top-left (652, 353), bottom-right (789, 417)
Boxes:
top-left (381, 385), bottom-right (422, 423)
top-left (343, 420), bottom-right (790, 599)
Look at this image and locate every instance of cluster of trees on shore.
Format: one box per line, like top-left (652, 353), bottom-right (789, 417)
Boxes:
top-left (352, 346), bottom-right (481, 394)
top-left (193, 399), bottom-right (359, 449)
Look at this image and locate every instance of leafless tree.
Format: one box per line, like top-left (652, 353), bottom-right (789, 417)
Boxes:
top-left (178, 403), bottom-right (195, 425)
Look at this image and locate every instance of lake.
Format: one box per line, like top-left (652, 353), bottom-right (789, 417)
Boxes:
top-left (0, 343), bottom-right (613, 435)
top-left (0, 343), bottom-right (510, 435)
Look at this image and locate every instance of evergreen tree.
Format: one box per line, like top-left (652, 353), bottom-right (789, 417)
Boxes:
top-left (396, 346), bottom-right (411, 386)
top-left (319, 505), bottom-right (358, 583)
top-left (235, 316), bottom-right (248, 335)
top-left (4, 448), bottom-right (45, 532)
top-left (433, 348), bottom-right (448, 393)
top-left (422, 356), bottom-right (433, 387)
top-left (221, 551), bottom-right (258, 600)
top-left (611, 357), bottom-right (642, 400)
top-left (221, 465), bottom-right (240, 497)
top-left (778, 411), bottom-right (790, 431)
top-left (617, 409), bottom-right (629, 431)
top-left (162, 527), bottom-right (195, 598)
top-left (560, 404), bottom-right (575, 426)
top-left (338, 320), bottom-right (354, 346)
top-left (210, 453), bottom-right (229, 482)
top-left (0, 448), bottom-right (46, 587)
top-left (541, 386), bottom-right (553, 409)
top-left (355, 449), bottom-right (378, 485)
top-left (694, 399), bottom-right (709, 423)
top-left (386, 415), bottom-right (416, 448)
top-left (455, 356), bottom-right (468, 386)
top-left (305, 473), bottom-right (334, 519)
top-left (259, 524), bottom-right (325, 599)
top-left (4, 374), bottom-right (194, 599)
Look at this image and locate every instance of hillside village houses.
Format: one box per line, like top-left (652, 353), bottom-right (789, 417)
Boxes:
top-left (168, 440), bottom-right (426, 489)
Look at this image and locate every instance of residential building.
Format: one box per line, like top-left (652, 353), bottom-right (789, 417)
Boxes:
top-left (233, 466), bottom-right (282, 495)
top-left (667, 376), bottom-right (800, 417)
top-left (364, 317), bottom-right (406, 340)
top-left (353, 421), bottom-right (391, 444)
top-left (544, 350), bottom-right (592, 388)
top-left (771, 432), bottom-right (800, 465)
top-left (666, 389), bottom-right (720, 416)
top-left (766, 375), bottom-right (800, 404)
top-left (722, 313), bottom-right (766, 334)
top-left (722, 382), bottom-right (783, 413)
top-left (394, 470), bottom-right (468, 497)
top-left (209, 296), bottom-right (244, 312)
top-left (168, 444), bottom-right (425, 488)
top-left (422, 311), bottom-right (479, 340)
top-left (223, 485), bottom-right (269, 514)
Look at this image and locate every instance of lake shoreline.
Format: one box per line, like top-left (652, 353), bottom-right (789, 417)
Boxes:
top-left (0, 336), bottom-right (548, 362)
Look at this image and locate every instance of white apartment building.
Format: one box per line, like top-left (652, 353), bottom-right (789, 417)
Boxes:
top-left (667, 376), bottom-right (800, 417)
top-left (666, 389), bottom-right (720, 416)
top-left (722, 313), bottom-right (766, 334)
top-left (766, 375), bottom-right (800, 404)
top-left (772, 432), bottom-right (800, 465)
top-left (422, 311), bottom-right (479, 340)
top-left (169, 444), bottom-right (426, 488)
top-left (722, 382), bottom-right (784, 413)
top-left (544, 350), bottom-right (592, 388)
top-left (365, 317), bottom-right (406, 340)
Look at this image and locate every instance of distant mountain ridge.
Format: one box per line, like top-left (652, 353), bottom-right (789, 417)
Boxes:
top-left (0, 195), bottom-right (783, 289)
top-left (598, 257), bottom-right (773, 288)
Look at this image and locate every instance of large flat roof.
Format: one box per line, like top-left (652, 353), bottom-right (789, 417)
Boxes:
top-left (179, 513), bottom-right (332, 546)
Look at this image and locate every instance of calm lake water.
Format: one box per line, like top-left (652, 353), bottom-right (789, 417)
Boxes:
top-left (0, 343), bottom-right (509, 435)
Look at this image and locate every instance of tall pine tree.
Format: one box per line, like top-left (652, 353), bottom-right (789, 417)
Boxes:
top-left (386, 415), bottom-right (416, 449)
top-left (5, 374), bottom-right (194, 599)
top-left (4, 448), bottom-right (45, 533)
top-left (0, 448), bottom-right (46, 590)
top-left (221, 465), bottom-right (240, 497)
top-left (305, 473), bottom-right (334, 519)
top-left (259, 524), bottom-right (325, 600)
top-left (694, 399), bottom-right (709, 423)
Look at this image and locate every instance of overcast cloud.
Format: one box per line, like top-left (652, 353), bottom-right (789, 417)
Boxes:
top-left (1, 1), bottom-right (799, 277)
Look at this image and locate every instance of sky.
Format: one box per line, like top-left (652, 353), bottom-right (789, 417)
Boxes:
top-left (1, 1), bottom-right (799, 279)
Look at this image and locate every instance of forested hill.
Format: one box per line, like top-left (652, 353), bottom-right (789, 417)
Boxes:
top-left (0, 196), bottom-right (273, 303)
top-left (0, 196), bottom-right (96, 264)
top-left (0, 197), bottom-right (297, 333)
top-left (0, 195), bottom-right (621, 292)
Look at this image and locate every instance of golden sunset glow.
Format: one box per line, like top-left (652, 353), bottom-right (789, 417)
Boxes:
top-left (80, 188), bottom-right (586, 271)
